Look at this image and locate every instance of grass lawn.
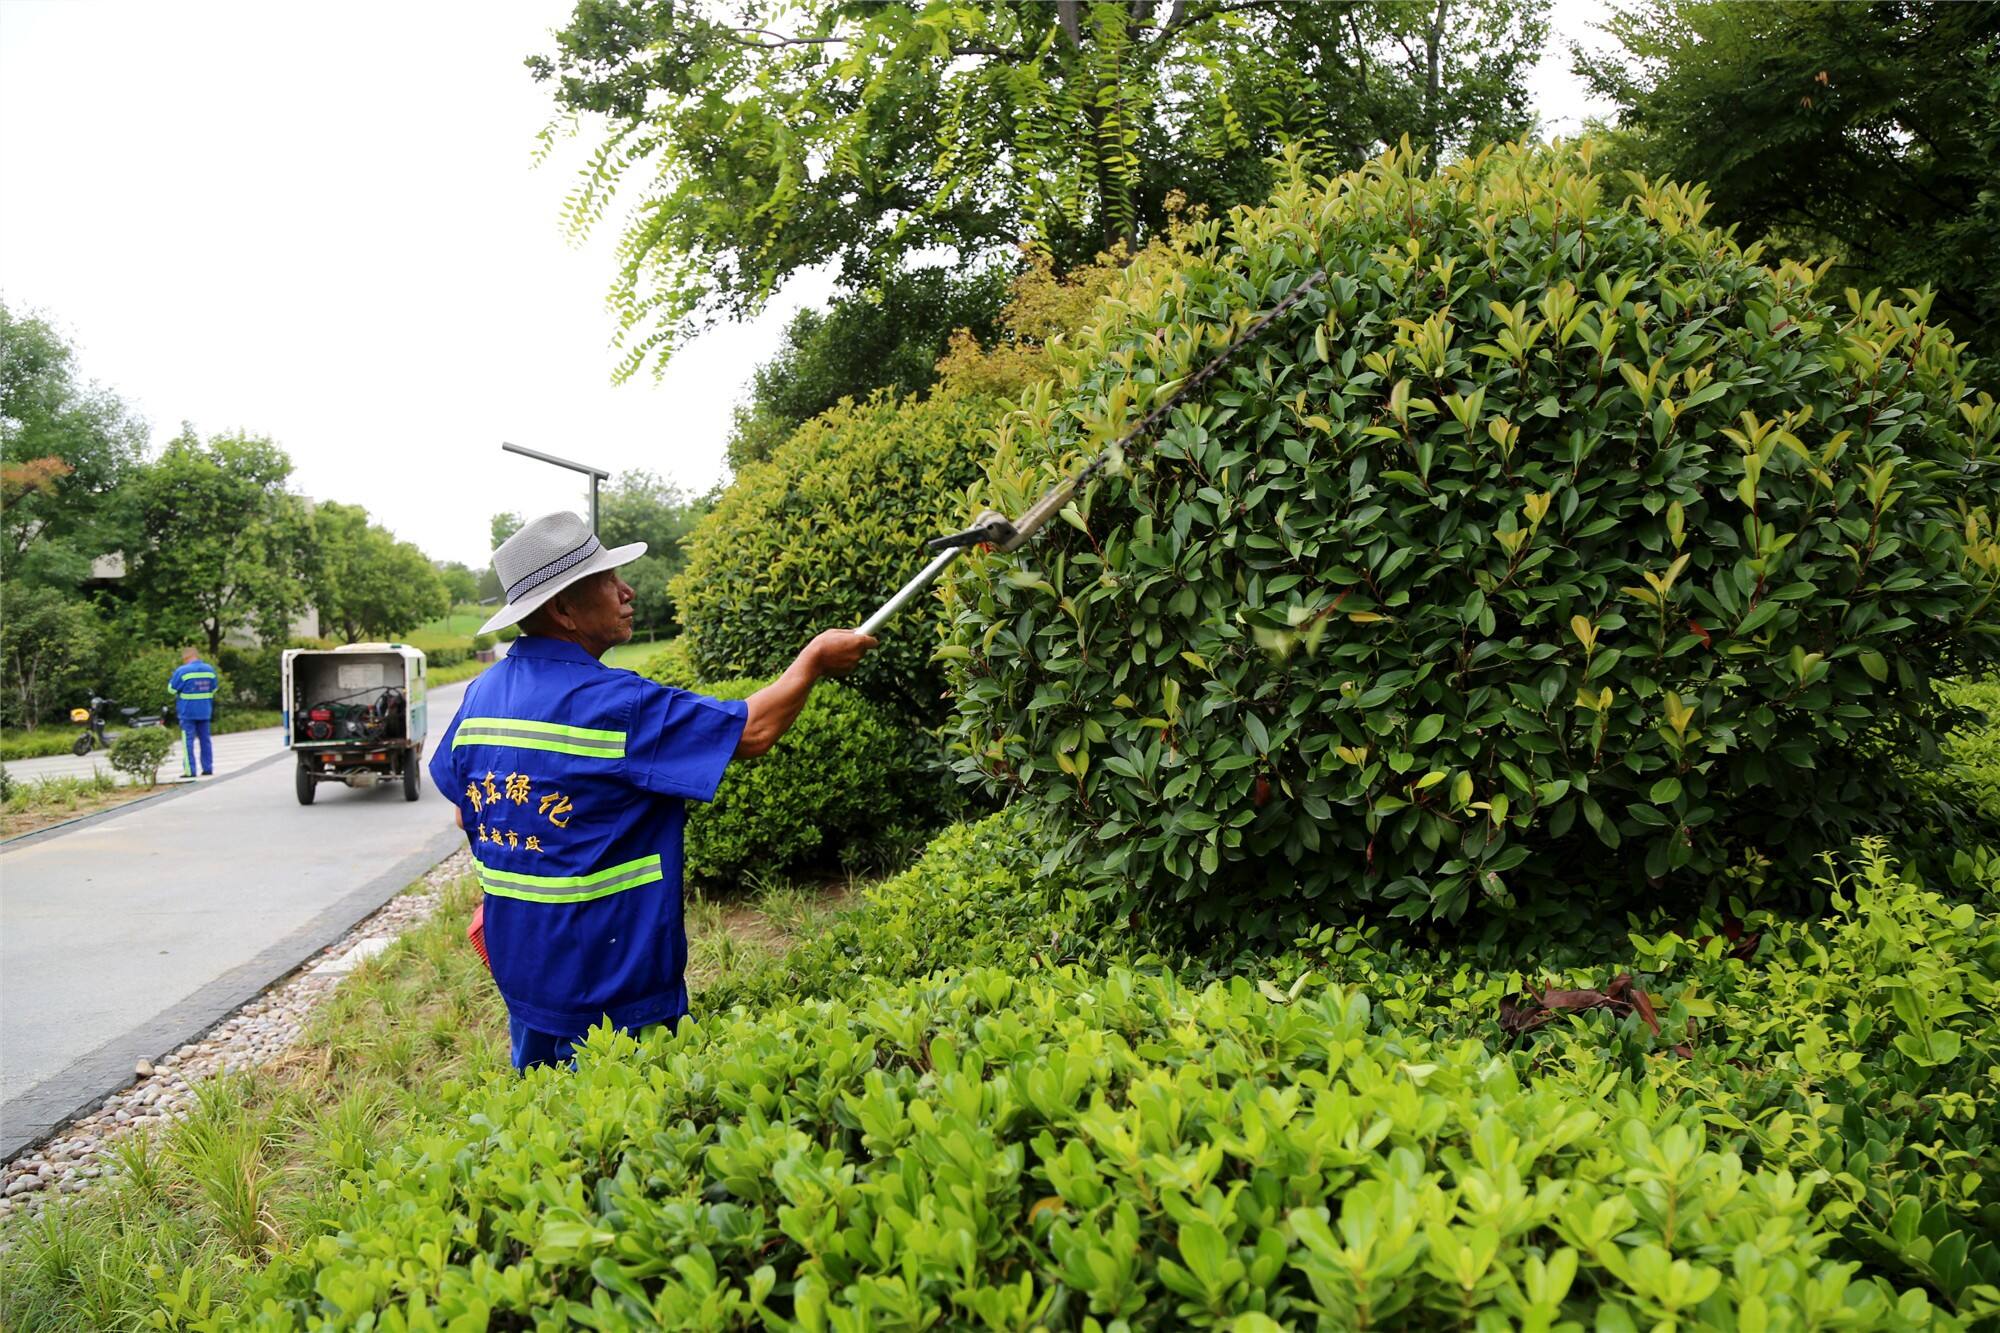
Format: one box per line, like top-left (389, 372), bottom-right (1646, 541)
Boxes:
top-left (410, 605), bottom-right (489, 640)
top-left (0, 725), bottom-right (93, 762)
top-left (1, 771), bottom-right (166, 840)
top-left (600, 636), bottom-right (674, 671)
top-left (0, 865), bottom-right (851, 1328)
top-left (426, 658), bottom-right (492, 687)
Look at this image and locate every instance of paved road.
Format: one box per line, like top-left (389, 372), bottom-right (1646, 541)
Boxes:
top-left (0, 676), bottom-right (480, 1159)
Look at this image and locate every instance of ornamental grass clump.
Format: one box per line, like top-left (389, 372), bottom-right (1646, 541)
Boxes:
top-left (945, 141), bottom-right (2000, 934)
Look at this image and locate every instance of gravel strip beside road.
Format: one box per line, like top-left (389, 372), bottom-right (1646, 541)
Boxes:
top-left (0, 849), bottom-right (473, 1223)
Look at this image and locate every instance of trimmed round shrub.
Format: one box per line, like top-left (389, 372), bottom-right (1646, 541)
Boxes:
top-left (673, 675), bottom-right (927, 886)
top-left (946, 142), bottom-right (2000, 935)
top-left (637, 636), bottom-right (700, 690)
top-left (673, 388), bottom-right (1002, 719)
top-left (108, 727), bottom-right (175, 783)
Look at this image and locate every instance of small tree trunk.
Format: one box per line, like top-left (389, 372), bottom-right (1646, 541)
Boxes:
top-left (1423, 0), bottom-right (1448, 157)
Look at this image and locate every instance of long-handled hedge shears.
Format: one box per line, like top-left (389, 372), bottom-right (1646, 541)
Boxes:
top-left (858, 269), bottom-right (1326, 636)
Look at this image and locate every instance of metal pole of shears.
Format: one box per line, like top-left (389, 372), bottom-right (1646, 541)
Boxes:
top-left (857, 547), bottom-right (965, 637)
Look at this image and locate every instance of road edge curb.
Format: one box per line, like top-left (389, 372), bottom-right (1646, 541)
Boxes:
top-left (0, 823), bottom-right (466, 1162)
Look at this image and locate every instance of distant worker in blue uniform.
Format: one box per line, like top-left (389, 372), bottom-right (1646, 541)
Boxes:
top-left (168, 648), bottom-right (220, 780)
top-left (431, 511), bottom-right (875, 1070)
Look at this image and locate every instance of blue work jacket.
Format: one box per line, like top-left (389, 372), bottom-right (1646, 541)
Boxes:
top-left (168, 659), bottom-right (220, 721)
top-left (429, 636), bottom-right (748, 1035)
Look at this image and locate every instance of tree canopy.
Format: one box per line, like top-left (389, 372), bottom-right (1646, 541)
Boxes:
top-left (436, 561), bottom-right (481, 604)
top-left (312, 502), bottom-right (451, 643)
top-left (127, 428), bottom-right (316, 656)
top-left (0, 303), bottom-right (147, 591)
top-left (1578, 0), bottom-right (2000, 357)
top-left (530, 0), bottom-right (1550, 375)
top-left (598, 470), bottom-right (708, 630)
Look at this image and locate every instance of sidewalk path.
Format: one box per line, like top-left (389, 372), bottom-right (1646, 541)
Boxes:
top-left (3, 724), bottom-right (291, 786)
top-left (0, 675), bottom-right (483, 1159)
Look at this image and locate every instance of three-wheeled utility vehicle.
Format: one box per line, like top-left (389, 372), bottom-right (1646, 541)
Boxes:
top-left (282, 643), bottom-right (428, 805)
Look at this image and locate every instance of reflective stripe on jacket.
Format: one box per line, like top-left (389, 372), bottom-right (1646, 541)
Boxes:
top-left (168, 660), bottom-right (220, 721)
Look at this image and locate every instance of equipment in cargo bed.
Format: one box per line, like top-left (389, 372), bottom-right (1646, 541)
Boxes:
top-left (280, 643), bottom-right (429, 806)
top-left (295, 686), bottom-right (407, 744)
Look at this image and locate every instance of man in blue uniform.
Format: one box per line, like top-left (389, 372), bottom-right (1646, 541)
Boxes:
top-left (430, 511), bottom-right (875, 1070)
top-left (167, 648), bottom-right (220, 779)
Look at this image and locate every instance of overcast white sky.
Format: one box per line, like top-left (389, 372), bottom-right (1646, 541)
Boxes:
top-left (0, 1), bottom-right (1612, 568)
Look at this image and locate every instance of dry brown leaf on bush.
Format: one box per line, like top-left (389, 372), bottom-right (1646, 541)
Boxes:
top-left (1499, 972), bottom-right (1669, 1039)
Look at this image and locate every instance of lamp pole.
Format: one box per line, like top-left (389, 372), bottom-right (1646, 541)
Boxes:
top-left (500, 442), bottom-right (613, 532)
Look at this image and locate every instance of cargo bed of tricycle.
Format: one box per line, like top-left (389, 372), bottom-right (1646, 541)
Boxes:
top-left (281, 644), bottom-right (428, 805)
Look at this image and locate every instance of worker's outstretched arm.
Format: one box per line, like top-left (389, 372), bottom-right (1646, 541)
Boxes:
top-left (736, 629), bottom-right (876, 758)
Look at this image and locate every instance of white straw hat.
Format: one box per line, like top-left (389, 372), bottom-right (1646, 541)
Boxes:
top-left (480, 511), bottom-right (646, 635)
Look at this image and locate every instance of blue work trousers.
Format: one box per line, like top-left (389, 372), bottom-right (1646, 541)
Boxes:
top-left (180, 720), bottom-right (213, 775)
top-left (508, 1013), bottom-right (680, 1071)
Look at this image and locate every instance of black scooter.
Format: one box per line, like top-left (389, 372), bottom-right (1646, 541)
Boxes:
top-left (70, 696), bottom-right (173, 756)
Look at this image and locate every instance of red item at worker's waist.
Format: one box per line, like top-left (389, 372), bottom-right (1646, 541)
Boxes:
top-left (467, 900), bottom-right (491, 970)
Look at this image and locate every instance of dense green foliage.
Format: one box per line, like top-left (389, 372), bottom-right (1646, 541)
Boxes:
top-left (946, 142), bottom-right (2000, 934)
top-left (698, 811), bottom-right (1087, 1013)
top-left (1944, 679), bottom-right (2000, 826)
top-left (675, 388), bottom-right (1001, 718)
top-left (1579, 0), bottom-right (2000, 359)
top-left (435, 561), bottom-right (480, 605)
top-left (638, 636), bottom-right (700, 690)
top-left (640, 667), bottom-right (928, 885)
top-left (0, 302), bottom-right (148, 592)
top-left (201, 826), bottom-right (1996, 1329)
top-left (0, 583), bottom-right (102, 729)
top-left (108, 726), bottom-right (175, 782)
top-left (531, 0), bottom-right (1549, 374)
top-left (128, 429), bottom-right (316, 658)
top-left (727, 266), bottom-right (1010, 471)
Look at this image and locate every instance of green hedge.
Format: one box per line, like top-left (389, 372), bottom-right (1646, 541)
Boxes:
top-left (948, 141), bottom-right (2000, 937)
top-left (673, 387), bottom-right (1004, 720)
top-left (666, 674), bottom-right (930, 887)
top-left (213, 832), bottom-right (1996, 1329)
top-left (699, 810), bottom-right (1087, 1012)
top-left (639, 637), bottom-right (701, 690)
top-left (1943, 679), bottom-right (2000, 827)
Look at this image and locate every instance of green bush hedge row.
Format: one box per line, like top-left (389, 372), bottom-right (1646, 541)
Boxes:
top-left (1943, 679), bottom-right (2000, 826)
top-left (201, 821), bottom-right (1997, 1330)
top-left (697, 811), bottom-right (1087, 1014)
top-left (634, 652), bottom-right (937, 887)
top-left (674, 387), bottom-right (1004, 721)
top-left (947, 141), bottom-right (2000, 937)
top-left (681, 677), bottom-right (930, 886)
